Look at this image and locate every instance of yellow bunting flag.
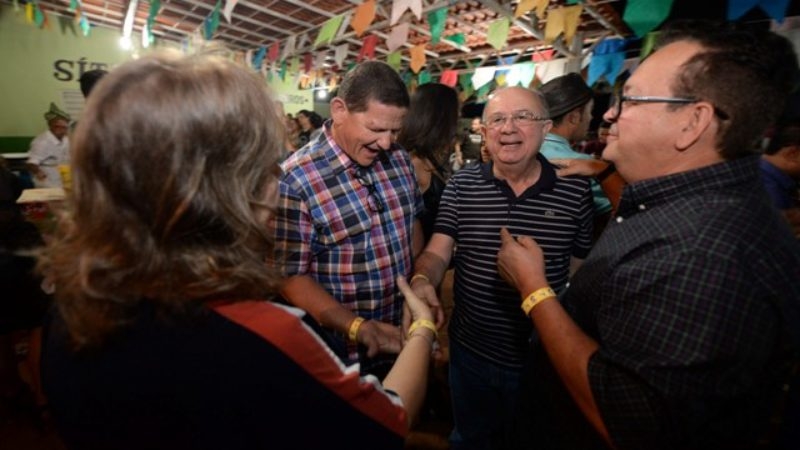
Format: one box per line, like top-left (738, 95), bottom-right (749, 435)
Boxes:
top-left (545, 5), bottom-right (583, 44)
top-left (515, 0), bottom-right (549, 19)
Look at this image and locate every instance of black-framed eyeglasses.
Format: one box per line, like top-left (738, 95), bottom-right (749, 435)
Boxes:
top-left (608, 95), bottom-right (697, 120)
top-left (608, 94), bottom-right (730, 121)
top-left (485, 110), bottom-right (550, 130)
top-left (353, 168), bottom-right (385, 214)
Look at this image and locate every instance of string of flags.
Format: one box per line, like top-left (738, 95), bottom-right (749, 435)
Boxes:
top-left (9, 0), bottom-right (795, 92)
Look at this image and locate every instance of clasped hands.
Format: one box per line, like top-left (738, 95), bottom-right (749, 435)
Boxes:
top-left (355, 277), bottom-right (436, 358)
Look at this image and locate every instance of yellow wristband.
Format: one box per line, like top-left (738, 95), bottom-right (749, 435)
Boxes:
top-left (408, 319), bottom-right (438, 339)
top-left (521, 287), bottom-right (556, 316)
top-left (410, 273), bottom-right (430, 284)
top-left (348, 317), bottom-right (365, 343)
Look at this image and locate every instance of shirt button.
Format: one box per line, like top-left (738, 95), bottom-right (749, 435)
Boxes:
top-left (638, 204), bottom-right (646, 210)
top-left (616, 216), bottom-right (624, 223)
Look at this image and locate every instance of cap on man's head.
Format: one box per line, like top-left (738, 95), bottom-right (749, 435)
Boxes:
top-left (44, 102), bottom-right (71, 122)
top-left (539, 73), bottom-right (593, 118)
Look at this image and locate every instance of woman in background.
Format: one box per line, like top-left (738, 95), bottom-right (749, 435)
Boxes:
top-left (296, 109), bottom-right (324, 148)
top-left (41, 50), bottom-right (434, 450)
top-left (398, 83), bottom-right (460, 243)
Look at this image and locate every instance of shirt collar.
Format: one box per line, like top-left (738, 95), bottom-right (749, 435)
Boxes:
top-left (619, 156), bottom-right (761, 216)
top-left (480, 153), bottom-right (557, 195)
top-left (544, 133), bottom-right (571, 147)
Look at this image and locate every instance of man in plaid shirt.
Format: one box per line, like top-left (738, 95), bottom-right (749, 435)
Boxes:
top-left (275, 61), bottom-right (426, 377)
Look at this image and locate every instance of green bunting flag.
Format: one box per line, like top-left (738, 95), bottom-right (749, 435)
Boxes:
top-left (427, 8), bottom-right (447, 44)
top-left (314, 15), bottom-right (345, 48)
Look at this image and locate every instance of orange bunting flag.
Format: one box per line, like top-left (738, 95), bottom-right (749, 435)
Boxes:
top-left (351, 0), bottom-right (376, 37)
top-left (410, 44), bottom-right (426, 74)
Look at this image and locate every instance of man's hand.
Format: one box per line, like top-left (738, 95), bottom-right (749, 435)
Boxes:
top-left (406, 277), bottom-right (445, 331)
top-left (357, 320), bottom-right (403, 358)
top-left (497, 227), bottom-right (548, 293)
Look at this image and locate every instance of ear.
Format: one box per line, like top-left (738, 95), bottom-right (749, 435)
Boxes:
top-left (675, 102), bottom-right (715, 151)
top-left (567, 108), bottom-right (582, 125)
top-left (330, 97), bottom-right (348, 122)
top-left (541, 120), bottom-right (554, 136)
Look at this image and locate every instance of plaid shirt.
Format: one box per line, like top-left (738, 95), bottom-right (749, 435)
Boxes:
top-left (527, 156), bottom-right (800, 449)
top-left (275, 123), bottom-right (423, 365)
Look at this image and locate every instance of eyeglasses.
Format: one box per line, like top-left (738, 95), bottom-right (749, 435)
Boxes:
top-left (608, 95), bottom-right (698, 120)
top-left (485, 111), bottom-right (549, 130)
top-left (353, 168), bottom-right (385, 214)
top-left (608, 94), bottom-right (730, 121)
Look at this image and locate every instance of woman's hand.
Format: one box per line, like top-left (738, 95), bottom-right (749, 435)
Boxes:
top-left (550, 158), bottom-right (609, 178)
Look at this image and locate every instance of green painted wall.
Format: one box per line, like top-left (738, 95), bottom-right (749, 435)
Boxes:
top-left (0, 5), bottom-right (317, 153)
top-left (0, 6), bottom-right (172, 153)
top-left (269, 75), bottom-right (314, 116)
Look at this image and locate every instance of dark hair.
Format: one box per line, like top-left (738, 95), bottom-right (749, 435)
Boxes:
top-left (397, 83), bottom-right (459, 166)
top-left (657, 20), bottom-right (800, 159)
top-left (336, 61), bottom-right (409, 112)
top-left (298, 109), bottom-right (324, 129)
top-left (78, 69), bottom-right (109, 98)
top-left (43, 50), bottom-right (284, 348)
top-left (765, 121), bottom-right (800, 155)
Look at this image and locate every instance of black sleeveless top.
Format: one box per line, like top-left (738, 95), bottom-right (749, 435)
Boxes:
top-left (420, 164), bottom-right (448, 243)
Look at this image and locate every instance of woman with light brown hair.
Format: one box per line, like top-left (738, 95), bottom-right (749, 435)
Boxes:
top-left (40, 50), bottom-right (434, 450)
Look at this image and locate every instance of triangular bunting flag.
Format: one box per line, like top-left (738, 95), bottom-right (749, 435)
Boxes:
top-left (545, 5), bottom-right (583, 44)
top-left (428, 8), bottom-right (447, 44)
top-left (472, 67), bottom-right (496, 89)
top-left (387, 22), bottom-right (410, 53)
top-left (386, 51), bottom-right (403, 71)
top-left (282, 35), bottom-right (297, 61)
top-left (487, 18), bottom-right (510, 51)
top-left (440, 70), bottom-right (458, 87)
top-left (515, 0), bottom-right (548, 19)
top-left (419, 70), bottom-right (432, 85)
top-left (444, 33), bottom-right (465, 46)
top-left (506, 62), bottom-right (536, 87)
top-left (314, 15), bottom-right (345, 48)
top-left (334, 43), bottom-right (349, 68)
top-left (410, 43), bottom-right (426, 73)
top-left (351, 0), bottom-right (376, 37)
top-left (223, 0), bottom-right (239, 24)
top-left (268, 42), bottom-right (280, 62)
top-left (729, 0), bottom-right (790, 22)
top-left (391, 0), bottom-right (422, 25)
top-left (623, 0), bottom-right (674, 38)
top-left (358, 34), bottom-right (379, 62)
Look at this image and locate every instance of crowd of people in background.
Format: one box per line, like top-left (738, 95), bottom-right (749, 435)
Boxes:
top-left (1, 19), bottom-right (799, 450)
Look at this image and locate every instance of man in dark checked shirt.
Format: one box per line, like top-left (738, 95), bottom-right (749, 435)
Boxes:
top-left (497, 21), bottom-right (800, 450)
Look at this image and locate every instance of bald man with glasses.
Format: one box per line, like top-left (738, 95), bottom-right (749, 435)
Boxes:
top-left (498, 20), bottom-right (800, 450)
top-left (410, 86), bottom-right (593, 449)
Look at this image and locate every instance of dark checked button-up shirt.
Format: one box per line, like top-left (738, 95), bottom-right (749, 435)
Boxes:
top-left (526, 156), bottom-right (800, 450)
top-left (275, 122), bottom-right (423, 368)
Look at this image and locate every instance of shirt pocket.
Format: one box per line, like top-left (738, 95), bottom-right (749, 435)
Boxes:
top-left (309, 199), bottom-right (373, 255)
